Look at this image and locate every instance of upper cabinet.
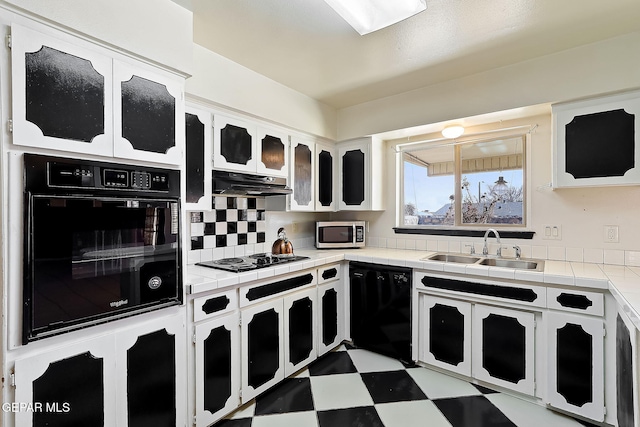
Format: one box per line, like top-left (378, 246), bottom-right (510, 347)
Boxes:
top-left (553, 89), bottom-right (640, 188)
top-left (315, 142), bottom-right (337, 212)
top-left (11, 23), bottom-right (184, 165)
top-left (213, 113), bottom-right (290, 177)
top-left (290, 136), bottom-right (315, 211)
top-left (185, 105), bottom-right (213, 209)
top-left (338, 137), bottom-right (385, 211)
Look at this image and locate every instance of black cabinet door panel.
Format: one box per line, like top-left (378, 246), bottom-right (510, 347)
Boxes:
top-left (482, 314), bottom-right (526, 384)
top-left (248, 308), bottom-right (280, 389)
top-left (556, 323), bottom-right (593, 407)
top-left (127, 329), bottom-right (176, 427)
top-left (122, 75), bottom-right (176, 154)
top-left (342, 149), bottom-right (365, 206)
top-left (318, 149), bottom-right (333, 207)
top-left (294, 144), bottom-right (312, 206)
top-left (26, 45), bottom-right (105, 143)
top-left (204, 325), bottom-right (233, 414)
top-left (33, 351), bottom-right (104, 426)
top-left (221, 124), bottom-right (252, 165)
top-left (186, 112), bottom-right (205, 204)
top-left (322, 288), bottom-right (338, 346)
top-left (261, 135), bottom-right (285, 170)
top-left (288, 297), bottom-right (314, 365)
top-left (429, 303), bottom-right (465, 366)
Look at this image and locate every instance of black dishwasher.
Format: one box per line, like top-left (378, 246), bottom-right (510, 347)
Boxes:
top-left (349, 262), bottom-right (412, 364)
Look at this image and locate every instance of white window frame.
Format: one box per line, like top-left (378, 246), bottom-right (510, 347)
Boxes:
top-left (396, 131), bottom-right (532, 230)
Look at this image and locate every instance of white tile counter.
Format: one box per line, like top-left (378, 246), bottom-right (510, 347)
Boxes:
top-left (185, 247), bottom-right (640, 331)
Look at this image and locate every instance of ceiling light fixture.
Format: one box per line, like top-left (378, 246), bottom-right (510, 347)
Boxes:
top-left (323, 0), bottom-right (427, 35)
top-left (441, 125), bottom-right (464, 139)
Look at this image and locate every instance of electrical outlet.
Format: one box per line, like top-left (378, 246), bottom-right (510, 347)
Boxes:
top-left (604, 225), bottom-right (619, 243)
top-left (542, 224), bottom-right (562, 240)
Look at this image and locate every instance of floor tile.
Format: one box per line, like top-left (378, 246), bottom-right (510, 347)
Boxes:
top-left (376, 400), bottom-right (453, 427)
top-left (347, 348), bottom-right (406, 373)
top-left (317, 406), bottom-right (384, 427)
top-left (474, 384), bottom-right (499, 394)
top-left (407, 367), bottom-right (482, 399)
top-left (308, 351), bottom-right (357, 376)
top-left (252, 411), bottom-right (318, 427)
top-left (433, 395), bottom-right (517, 427)
top-left (213, 418), bottom-right (252, 427)
top-left (254, 378), bottom-right (314, 416)
top-left (360, 370), bottom-right (427, 404)
top-left (486, 394), bottom-right (584, 427)
top-left (310, 373), bottom-right (374, 410)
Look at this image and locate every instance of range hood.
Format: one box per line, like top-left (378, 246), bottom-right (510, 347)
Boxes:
top-left (212, 170), bottom-right (292, 196)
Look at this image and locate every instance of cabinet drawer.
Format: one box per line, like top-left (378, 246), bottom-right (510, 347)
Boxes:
top-left (239, 271), bottom-right (317, 307)
top-left (193, 290), bottom-right (238, 322)
top-left (317, 263), bottom-right (341, 285)
top-left (546, 288), bottom-right (604, 316)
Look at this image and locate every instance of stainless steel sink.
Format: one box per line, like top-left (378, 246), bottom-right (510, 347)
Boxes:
top-left (479, 258), bottom-right (544, 271)
top-left (422, 252), bottom-right (544, 271)
top-left (423, 253), bottom-right (482, 264)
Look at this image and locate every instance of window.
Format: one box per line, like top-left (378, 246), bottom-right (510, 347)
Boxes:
top-left (402, 135), bottom-right (526, 228)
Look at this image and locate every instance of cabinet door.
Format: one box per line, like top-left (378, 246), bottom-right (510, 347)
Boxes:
top-left (318, 280), bottom-right (345, 356)
top-left (185, 105), bottom-right (213, 209)
top-left (316, 143), bottom-right (336, 211)
top-left (547, 312), bottom-right (605, 421)
top-left (195, 312), bottom-right (241, 427)
top-left (284, 288), bottom-right (317, 377)
top-left (420, 295), bottom-right (472, 377)
top-left (338, 141), bottom-right (371, 211)
top-left (113, 60), bottom-right (184, 165)
top-left (11, 24), bottom-right (114, 157)
top-left (241, 299), bottom-right (285, 402)
top-left (553, 90), bottom-right (640, 187)
top-left (290, 137), bottom-right (315, 211)
top-left (115, 313), bottom-right (187, 427)
top-left (257, 126), bottom-right (289, 178)
top-left (472, 305), bottom-right (535, 395)
top-left (213, 114), bottom-right (257, 173)
top-left (616, 310), bottom-right (638, 427)
top-left (14, 336), bottom-right (116, 427)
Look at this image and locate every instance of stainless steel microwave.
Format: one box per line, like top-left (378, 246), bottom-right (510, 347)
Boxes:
top-left (316, 221), bottom-right (365, 249)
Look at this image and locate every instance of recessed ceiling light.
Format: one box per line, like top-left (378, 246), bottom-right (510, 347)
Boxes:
top-left (442, 125), bottom-right (465, 139)
top-left (323, 0), bottom-right (427, 35)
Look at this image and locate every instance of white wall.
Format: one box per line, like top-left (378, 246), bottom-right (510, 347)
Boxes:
top-left (335, 113), bottom-right (640, 262)
top-left (186, 44), bottom-right (337, 140)
top-left (337, 32), bottom-right (640, 141)
top-left (2, 0), bottom-right (193, 74)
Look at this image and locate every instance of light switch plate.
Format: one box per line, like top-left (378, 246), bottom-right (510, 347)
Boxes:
top-left (542, 224), bottom-right (562, 240)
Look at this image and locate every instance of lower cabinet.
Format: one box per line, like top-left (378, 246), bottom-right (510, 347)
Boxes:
top-left (241, 287), bottom-right (318, 402)
top-left (13, 312), bottom-right (186, 427)
top-left (546, 311), bottom-right (605, 422)
top-left (420, 295), bottom-right (472, 377)
top-left (616, 308), bottom-right (639, 427)
top-left (318, 279), bottom-right (345, 356)
top-left (194, 312), bottom-right (240, 427)
top-left (472, 304), bottom-right (536, 395)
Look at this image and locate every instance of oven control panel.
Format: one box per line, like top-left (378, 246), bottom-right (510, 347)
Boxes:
top-left (27, 154), bottom-right (178, 196)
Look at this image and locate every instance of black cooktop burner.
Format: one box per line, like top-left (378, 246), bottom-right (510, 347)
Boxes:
top-left (196, 253), bottom-right (310, 272)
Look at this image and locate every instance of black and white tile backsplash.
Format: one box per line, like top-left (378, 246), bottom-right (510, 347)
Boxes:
top-left (189, 196), bottom-right (267, 263)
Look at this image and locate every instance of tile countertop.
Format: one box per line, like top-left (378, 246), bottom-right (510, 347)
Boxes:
top-left (185, 247), bottom-right (640, 331)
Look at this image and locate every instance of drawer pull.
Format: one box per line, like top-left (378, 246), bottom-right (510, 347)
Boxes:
top-left (322, 268), bottom-right (338, 280)
top-left (246, 273), bottom-right (315, 301)
top-left (556, 293), bottom-right (593, 310)
top-left (421, 276), bottom-right (538, 302)
top-left (202, 296), bottom-right (230, 315)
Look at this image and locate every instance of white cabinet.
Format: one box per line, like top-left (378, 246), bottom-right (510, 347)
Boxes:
top-left (547, 311), bottom-right (605, 422)
top-left (553, 89), bottom-right (640, 188)
top-left (213, 114), bottom-right (290, 177)
top-left (283, 287), bottom-right (318, 376)
top-left (315, 142), bottom-right (337, 211)
top-left (185, 104), bottom-right (213, 209)
top-left (615, 307), bottom-right (639, 427)
top-left (11, 23), bottom-right (185, 165)
top-left (317, 264), bottom-right (345, 356)
top-left (213, 114), bottom-right (258, 173)
top-left (11, 23), bottom-right (114, 157)
top-left (419, 294), bottom-right (472, 377)
top-left (338, 136), bottom-right (385, 211)
top-left (13, 312), bottom-right (186, 427)
top-left (194, 312), bottom-right (241, 427)
top-left (472, 304), bottom-right (536, 395)
top-left (290, 136), bottom-right (316, 211)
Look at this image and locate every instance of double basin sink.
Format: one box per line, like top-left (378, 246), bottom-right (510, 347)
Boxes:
top-left (423, 253), bottom-right (544, 271)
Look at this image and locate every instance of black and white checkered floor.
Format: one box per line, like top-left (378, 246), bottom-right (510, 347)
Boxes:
top-left (214, 345), bottom-right (598, 427)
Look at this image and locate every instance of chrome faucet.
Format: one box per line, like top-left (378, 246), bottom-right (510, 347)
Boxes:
top-left (483, 228), bottom-right (501, 256)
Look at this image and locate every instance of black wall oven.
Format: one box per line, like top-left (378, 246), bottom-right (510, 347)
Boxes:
top-left (23, 154), bottom-right (182, 343)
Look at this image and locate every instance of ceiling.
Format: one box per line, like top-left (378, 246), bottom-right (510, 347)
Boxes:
top-left (176, 0), bottom-right (640, 110)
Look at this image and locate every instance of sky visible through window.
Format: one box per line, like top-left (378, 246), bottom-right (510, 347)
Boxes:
top-left (404, 161), bottom-right (524, 214)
